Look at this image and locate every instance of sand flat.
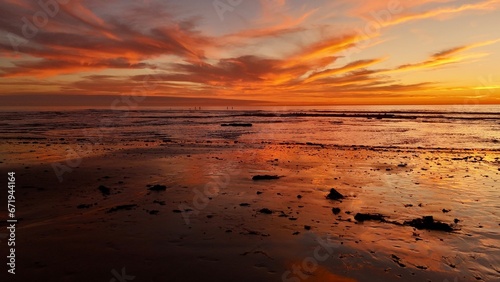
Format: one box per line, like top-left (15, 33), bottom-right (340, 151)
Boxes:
top-left (2, 141), bottom-right (499, 281)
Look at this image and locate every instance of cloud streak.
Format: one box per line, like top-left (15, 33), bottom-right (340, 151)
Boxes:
top-left (396, 39), bottom-right (500, 71)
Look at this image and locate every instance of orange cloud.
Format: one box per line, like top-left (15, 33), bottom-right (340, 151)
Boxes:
top-left (347, 0), bottom-right (454, 18)
top-left (0, 0), bottom-right (215, 76)
top-left (1, 0), bottom-right (499, 105)
top-left (383, 0), bottom-right (500, 28)
top-left (396, 39), bottom-right (500, 71)
top-left (303, 58), bottom-right (384, 83)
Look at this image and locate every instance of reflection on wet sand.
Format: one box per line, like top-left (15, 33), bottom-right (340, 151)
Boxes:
top-left (6, 140), bottom-right (499, 281)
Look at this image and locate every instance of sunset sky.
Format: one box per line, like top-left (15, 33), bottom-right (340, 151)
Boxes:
top-left (1, 0), bottom-right (500, 106)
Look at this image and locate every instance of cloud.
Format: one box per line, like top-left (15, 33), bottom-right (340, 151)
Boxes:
top-left (383, 0), bottom-right (500, 28)
top-left (224, 2), bottom-right (314, 39)
top-left (0, 1), bottom-right (212, 77)
top-left (396, 39), bottom-right (500, 71)
top-left (1, 0), bottom-right (499, 104)
top-left (303, 58), bottom-right (384, 83)
top-left (346, 0), bottom-right (454, 19)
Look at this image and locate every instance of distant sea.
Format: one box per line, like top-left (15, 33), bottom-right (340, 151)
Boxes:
top-left (1, 105), bottom-right (499, 150)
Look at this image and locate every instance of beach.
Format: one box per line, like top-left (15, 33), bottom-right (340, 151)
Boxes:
top-left (1, 106), bottom-right (499, 281)
top-left (2, 106), bottom-right (500, 281)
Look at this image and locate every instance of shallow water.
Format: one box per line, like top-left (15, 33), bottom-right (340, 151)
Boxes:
top-left (1, 105), bottom-right (500, 152)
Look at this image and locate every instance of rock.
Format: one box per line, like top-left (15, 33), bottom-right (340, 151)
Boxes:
top-left (354, 213), bottom-right (386, 222)
top-left (404, 216), bottom-right (453, 232)
top-left (259, 208), bottom-right (273, 214)
top-left (106, 204), bottom-right (138, 213)
top-left (398, 163), bottom-right (408, 167)
top-left (239, 203), bottom-right (251, 207)
top-left (326, 188), bottom-right (344, 200)
top-left (148, 184), bottom-right (167, 191)
top-left (221, 123), bottom-right (252, 127)
top-left (391, 255), bottom-right (406, 268)
top-left (278, 212), bottom-right (288, 218)
top-left (172, 209), bottom-right (182, 213)
top-left (304, 225), bottom-right (311, 230)
top-left (332, 208), bottom-right (341, 215)
top-left (240, 229), bottom-right (269, 236)
top-left (77, 204), bottom-right (92, 209)
top-left (256, 191), bottom-right (263, 195)
top-left (252, 175), bottom-right (280, 180)
top-left (454, 218), bottom-right (460, 224)
top-left (149, 210), bottom-right (159, 215)
top-left (442, 208), bottom-right (451, 213)
top-left (153, 200), bottom-right (166, 205)
top-left (98, 185), bottom-right (110, 196)
top-left (297, 195), bottom-right (302, 199)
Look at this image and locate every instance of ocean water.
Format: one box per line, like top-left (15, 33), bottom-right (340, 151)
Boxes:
top-left (1, 105), bottom-right (499, 150)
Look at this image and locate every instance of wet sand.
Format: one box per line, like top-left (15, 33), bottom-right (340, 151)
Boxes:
top-left (1, 140), bottom-right (499, 282)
